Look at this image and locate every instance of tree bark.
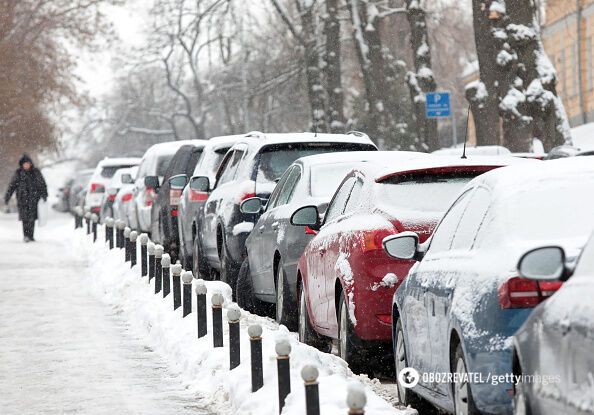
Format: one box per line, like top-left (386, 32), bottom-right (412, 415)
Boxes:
top-left (324, 0), bottom-right (345, 133)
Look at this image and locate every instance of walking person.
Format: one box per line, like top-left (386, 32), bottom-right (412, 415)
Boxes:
top-left (4, 154), bottom-right (48, 242)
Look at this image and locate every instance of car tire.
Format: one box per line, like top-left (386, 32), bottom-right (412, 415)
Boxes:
top-left (394, 318), bottom-right (429, 409)
top-left (298, 281), bottom-right (331, 352)
top-left (192, 233), bottom-right (211, 280)
top-left (275, 258), bottom-right (298, 331)
top-left (338, 291), bottom-right (366, 374)
top-left (236, 258), bottom-right (272, 316)
top-left (452, 344), bottom-right (479, 415)
top-left (513, 366), bottom-right (532, 415)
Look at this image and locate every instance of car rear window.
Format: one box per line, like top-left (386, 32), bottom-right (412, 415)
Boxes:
top-left (310, 163), bottom-right (361, 198)
top-left (379, 172), bottom-right (481, 212)
top-left (101, 165), bottom-right (137, 178)
top-left (156, 155), bottom-right (174, 177)
top-left (256, 143), bottom-right (374, 185)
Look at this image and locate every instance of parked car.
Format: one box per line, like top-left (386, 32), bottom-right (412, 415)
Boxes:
top-left (512, 234), bottom-right (594, 415)
top-left (68, 169), bottom-right (94, 213)
top-left (84, 158), bottom-right (141, 216)
top-left (133, 140), bottom-right (202, 234)
top-left (292, 157), bottom-right (516, 373)
top-left (433, 145), bottom-right (512, 157)
top-left (107, 166), bottom-right (138, 223)
top-left (177, 135), bottom-right (241, 271)
top-left (150, 141), bottom-right (207, 257)
top-left (237, 151), bottom-right (427, 327)
top-left (193, 131), bottom-right (378, 290)
top-left (54, 177), bottom-right (75, 212)
top-left (382, 157), bottom-right (594, 415)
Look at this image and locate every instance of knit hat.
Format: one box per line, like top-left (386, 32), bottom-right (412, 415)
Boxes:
top-left (19, 154), bottom-right (34, 167)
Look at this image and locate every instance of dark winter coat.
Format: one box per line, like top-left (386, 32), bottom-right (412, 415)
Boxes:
top-left (4, 155), bottom-right (48, 222)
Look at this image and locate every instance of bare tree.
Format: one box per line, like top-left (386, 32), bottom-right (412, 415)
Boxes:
top-left (323, 0), bottom-right (346, 132)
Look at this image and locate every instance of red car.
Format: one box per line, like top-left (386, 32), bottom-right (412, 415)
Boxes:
top-left (290, 157), bottom-right (517, 373)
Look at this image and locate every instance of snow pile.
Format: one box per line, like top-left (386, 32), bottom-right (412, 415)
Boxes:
top-left (71, 228), bottom-right (410, 415)
top-left (232, 222), bottom-right (254, 236)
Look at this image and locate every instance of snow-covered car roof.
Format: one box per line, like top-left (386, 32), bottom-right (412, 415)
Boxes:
top-left (108, 166), bottom-right (139, 188)
top-left (294, 150), bottom-right (426, 168)
top-left (236, 131), bottom-right (376, 147)
top-left (97, 157), bottom-right (142, 167)
top-left (432, 145), bottom-right (511, 156)
top-left (204, 135), bottom-right (244, 149)
top-left (372, 155), bottom-right (533, 182)
top-left (143, 139), bottom-right (208, 157)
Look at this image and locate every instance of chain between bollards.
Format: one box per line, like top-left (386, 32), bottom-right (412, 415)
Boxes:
top-left (161, 253), bottom-right (171, 297)
top-left (105, 217), bottom-right (114, 249)
top-left (124, 227), bottom-right (131, 262)
top-left (195, 279), bottom-right (207, 337)
top-left (276, 339), bottom-right (291, 413)
top-left (84, 212), bottom-right (91, 235)
top-left (91, 214), bottom-right (98, 242)
top-left (228, 306), bottom-right (241, 369)
top-left (249, 324), bottom-right (264, 392)
top-left (139, 234), bottom-right (148, 276)
top-left (148, 242), bottom-right (155, 282)
top-left (302, 366), bottom-right (320, 415)
top-left (211, 293), bottom-right (224, 348)
top-left (172, 262), bottom-right (183, 310)
top-left (154, 245), bottom-right (163, 294)
top-left (129, 231), bottom-right (138, 267)
top-left (182, 271), bottom-right (193, 317)
top-left (346, 383), bottom-right (367, 415)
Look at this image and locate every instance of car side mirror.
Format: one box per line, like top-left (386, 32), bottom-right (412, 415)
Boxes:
top-left (169, 174), bottom-right (188, 189)
top-left (240, 197), bottom-right (263, 214)
top-left (121, 173), bottom-right (133, 184)
top-left (144, 175), bottom-right (160, 189)
top-left (517, 246), bottom-right (568, 281)
top-left (189, 176), bottom-right (210, 192)
top-left (383, 232), bottom-right (421, 261)
top-left (290, 205), bottom-right (320, 231)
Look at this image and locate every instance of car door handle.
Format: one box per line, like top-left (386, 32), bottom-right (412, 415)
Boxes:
top-left (319, 248), bottom-right (326, 256)
top-left (272, 222), bottom-right (279, 231)
top-left (259, 225), bottom-right (265, 232)
top-left (431, 299), bottom-right (436, 317)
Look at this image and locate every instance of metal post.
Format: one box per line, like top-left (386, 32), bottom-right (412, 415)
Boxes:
top-left (302, 366), bottom-right (320, 415)
top-left (276, 339), bottom-right (291, 413)
top-left (129, 231), bottom-right (138, 267)
top-left (172, 262), bottom-right (183, 310)
top-left (195, 279), bottom-right (207, 336)
top-left (182, 271), bottom-right (193, 317)
top-left (74, 207), bottom-right (83, 229)
top-left (91, 213), bottom-right (99, 242)
top-left (228, 307), bottom-right (241, 369)
top-left (154, 245), bottom-right (164, 294)
top-left (84, 212), bottom-right (91, 235)
top-left (116, 220), bottom-right (125, 249)
top-left (346, 383), bottom-right (367, 415)
top-left (124, 227), bottom-right (131, 262)
top-left (161, 253), bottom-right (171, 297)
top-left (104, 217), bottom-right (111, 244)
top-left (148, 242), bottom-right (155, 282)
top-left (249, 324), bottom-right (264, 392)
top-left (139, 233), bottom-right (148, 276)
top-left (105, 218), bottom-right (114, 248)
top-left (212, 293), bottom-right (224, 348)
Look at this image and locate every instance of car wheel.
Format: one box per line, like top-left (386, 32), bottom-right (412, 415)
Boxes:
top-left (192, 233), bottom-right (211, 280)
top-left (219, 235), bottom-right (239, 298)
top-left (236, 258), bottom-right (272, 316)
top-left (452, 344), bottom-right (479, 415)
top-left (514, 366), bottom-right (532, 415)
top-left (394, 318), bottom-right (428, 408)
top-left (298, 282), bottom-right (331, 352)
top-left (275, 258), bottom-right (298, 331)
top-left (338, 291), bottom-right (365, 374)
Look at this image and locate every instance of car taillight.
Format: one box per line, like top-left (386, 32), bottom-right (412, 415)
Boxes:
top-left (170, 189), bottom-right (183, 206)
top-left (171, 209), bottom-right (178, 217)
top-left (376, 314), bottom-right (392, 325)
top-left (189, 189), bottom-right (209, 202)
top-left (360, 229), bottom-right (395, 252)
top-left (121, 193), bottom-right (133, 202)
top-left (145, 187), bottom-right (156, 207)
top-left (91, 206), bottom-right (101, 214)
top-left (90, 183), bottom-right (105, 193)
top-left (107, 194), bottom-right (116, 202)
top-left (498, 277), bottom-right (563, 309)
top-left (236, 180), bottom-right (256, 204)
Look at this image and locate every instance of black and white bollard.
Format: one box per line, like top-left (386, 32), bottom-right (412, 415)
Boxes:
top-left (116, 220), bottom-right (125, 248)
top-left (228, 306), bottom-right (241, 369)
top-left (74, 206), bottom-right (83, 229)
top-left (249, 324), bottom-right (264, 392)
top-left (172, 262), bottom-right (183, 310)
top-left (105, 217), bottom-right (114, 248)
top-left (91, 213), bottom-right (99, 242)
top-left (161, 253), bottom-right (171, 297)
top-left (124, 227), bottom-right (131, 262)
top-left (148, 242), bottom-right (155, 282)
top-left (212, 293), bottom-right (224, 348)
top-left (182, 271), bottom-right (193, 317)
top-left (154, 244), bottom-right (164, 294)
top-left (129, 231), bottom-right (138, 267)
top-left (84, 212), bottom-right (91, 235)
top-left (195, 279), bottom-right (207, 337)
top-left (139, 233), bottom-right (148, 276)
top-left (276, 339), bottom-right (291, 413)
top-left (302, 366), bottom-right (320, 415)
top-left (346, 383), bottom-right (367, 415)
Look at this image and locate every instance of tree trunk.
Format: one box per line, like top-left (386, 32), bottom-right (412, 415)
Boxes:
top-left (324, 0), bottom-right (345, 133)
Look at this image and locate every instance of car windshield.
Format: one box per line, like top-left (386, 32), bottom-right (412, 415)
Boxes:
top-left (256, 143), bottom-right (373, 184)
top-left (310, 163), bottom-right (360, 197)
top-left (101, 165), bottom-right (136, 178)
top-left (156, 155), bottom-right (174, 177)
top-left (379, 172), bottom-right (479, 212)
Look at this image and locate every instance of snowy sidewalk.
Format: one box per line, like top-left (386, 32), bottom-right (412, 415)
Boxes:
top-left (0, 213), bottom-right (210, 415)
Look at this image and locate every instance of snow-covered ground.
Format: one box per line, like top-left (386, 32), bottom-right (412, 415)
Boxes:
top-left (0, 211), bottom-right (414, 414)
top-left (571, 122), bottom-right (594, 151)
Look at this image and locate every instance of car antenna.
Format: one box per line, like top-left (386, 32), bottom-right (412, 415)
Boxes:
top-left (313, 122), bottom-right (318, 138)
top-left (461, 105), bottom-right (470, 159)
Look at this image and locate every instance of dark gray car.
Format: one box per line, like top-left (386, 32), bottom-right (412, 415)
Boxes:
top-left (237, 151), bottom-right (398, 327)
top-left (513, 235), bottom-right (594, 415)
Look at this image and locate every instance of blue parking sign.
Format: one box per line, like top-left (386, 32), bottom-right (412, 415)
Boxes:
top-left (426, 92), bottom-right (451, 118)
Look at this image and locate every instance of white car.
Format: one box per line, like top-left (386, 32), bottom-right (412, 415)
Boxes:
top-left (133, 140), bottom-right (204, 234)
top-left (109, 166), bottom-right (138, 226)
top-left (84, 157), bottom-right (141, 217)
